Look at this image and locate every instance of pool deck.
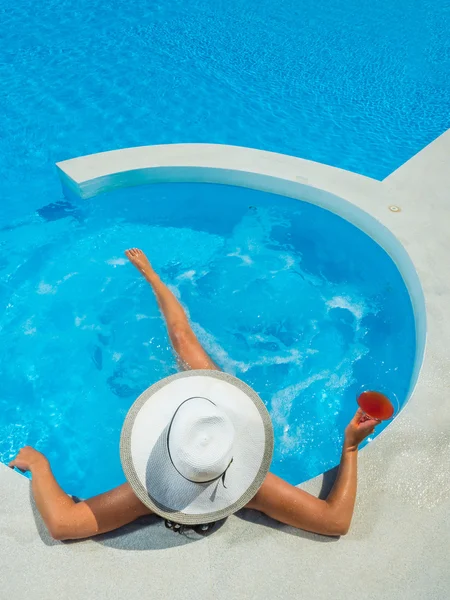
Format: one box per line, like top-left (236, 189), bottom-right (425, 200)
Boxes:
top-left (2, 132), bottom-right (450, 600)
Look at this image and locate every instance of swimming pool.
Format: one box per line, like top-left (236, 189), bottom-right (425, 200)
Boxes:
top-left (0, 0), bottom-right (437, 497)
top-left (0, 183), bottom-right (416, 498)
top-left (1, 0), bottom-right (450, 232)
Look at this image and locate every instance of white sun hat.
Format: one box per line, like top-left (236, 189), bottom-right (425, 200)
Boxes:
top-left (120, 370), bottom-right (274, 525)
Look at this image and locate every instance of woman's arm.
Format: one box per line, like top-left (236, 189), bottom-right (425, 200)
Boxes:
top-left (246, 409), bottom-right (378, 536)
top-left (9, 409), bottom-right (376, 540)
top-left (9, 447), bottom-right (152, 540)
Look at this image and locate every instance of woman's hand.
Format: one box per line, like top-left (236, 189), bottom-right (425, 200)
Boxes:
top-left (344, 409), bottom-right (380, 452)
top-left (9, 446), bottom-right (48, 473)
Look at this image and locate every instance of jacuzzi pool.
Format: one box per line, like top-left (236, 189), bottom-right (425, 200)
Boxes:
top-left (0, 182), bottom-right (416, 498)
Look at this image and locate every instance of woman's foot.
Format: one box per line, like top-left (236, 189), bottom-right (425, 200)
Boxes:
top-left (125, 248), bottom-right (156, 279)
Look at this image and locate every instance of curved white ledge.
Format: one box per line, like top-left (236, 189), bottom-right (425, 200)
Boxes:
top-left (56, 143), bottom-right (426, 397)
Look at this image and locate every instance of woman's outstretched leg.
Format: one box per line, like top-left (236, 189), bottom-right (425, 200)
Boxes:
top-left (125, 248), bottom-right (218, 370)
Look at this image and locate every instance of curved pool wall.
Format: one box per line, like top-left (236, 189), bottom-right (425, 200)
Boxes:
top-left (56, 143), bottom-right (426, 403)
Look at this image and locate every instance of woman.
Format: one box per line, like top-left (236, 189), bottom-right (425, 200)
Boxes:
top-left (9, 248), bottom-right (378, 541)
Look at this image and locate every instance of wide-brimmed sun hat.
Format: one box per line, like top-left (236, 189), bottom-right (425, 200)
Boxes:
top-left (120, 370), bottom-right (274, 525)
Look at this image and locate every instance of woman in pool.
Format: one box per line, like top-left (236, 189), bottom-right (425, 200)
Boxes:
top-left (9, 248), bottom-right (378, 541)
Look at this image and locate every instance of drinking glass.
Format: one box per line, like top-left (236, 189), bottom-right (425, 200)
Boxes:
top-left (357, 387), bottom-right (399, 422)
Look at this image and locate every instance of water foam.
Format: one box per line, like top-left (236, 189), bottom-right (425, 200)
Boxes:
top-left (106, 257), bottom-right (127, 266)
top-left (226, 249), bottom-right (253, 266)
top-left (271, 372), bottom-right (331, 427)
top-left (326, 295), bottom-right (367, 320)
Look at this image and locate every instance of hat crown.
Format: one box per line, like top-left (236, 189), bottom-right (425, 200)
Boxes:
top-left (168, 397), bottom-right (235, 483)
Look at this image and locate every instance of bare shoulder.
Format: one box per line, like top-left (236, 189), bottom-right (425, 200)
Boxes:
top-left (84, 483), bottom-right (152, 516)
top-left (245, 472), bottom-right (306, 511)
top-left (74, 483), bottom-right (153, 537)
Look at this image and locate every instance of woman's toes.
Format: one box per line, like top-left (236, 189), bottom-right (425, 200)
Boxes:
top-left (125, 248), bottom-right (146, 261)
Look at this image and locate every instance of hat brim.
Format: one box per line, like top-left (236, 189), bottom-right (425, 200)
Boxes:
top-left (120, 370), bottom-right (274, 525)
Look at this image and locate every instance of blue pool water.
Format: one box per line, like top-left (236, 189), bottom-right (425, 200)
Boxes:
top-left (1, 0), bottom-right (437, 496)
top-left (0, 184), bottom-right (416, 497)
top-left (1, 0), bottom-right (450, 230)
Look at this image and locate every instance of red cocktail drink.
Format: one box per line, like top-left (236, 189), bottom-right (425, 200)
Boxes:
top-left (357, 390), bottom-right (395, 421)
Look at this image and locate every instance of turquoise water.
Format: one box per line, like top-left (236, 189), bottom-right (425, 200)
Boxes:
top-left (1, 0), bottom-right (450, 232)
top-left (0, 184), bottom-right (416, 497)
top-left (1, 0), bottom-right (437, 496)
